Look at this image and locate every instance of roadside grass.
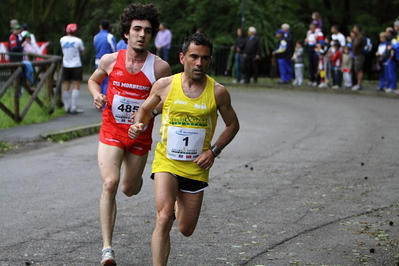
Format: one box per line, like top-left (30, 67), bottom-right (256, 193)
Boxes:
top-left (0, 88), bottom-right (65, 130)
top-left (0, 87), bottom-right (66, 155)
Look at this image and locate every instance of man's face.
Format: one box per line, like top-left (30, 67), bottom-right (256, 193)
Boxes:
top-left (180, 43), bottom-right (212, 81)
top-left (125, 20), bottom-right (153, 52)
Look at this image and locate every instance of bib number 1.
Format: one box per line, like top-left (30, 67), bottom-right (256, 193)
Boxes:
top-left (167, 126), bottom-right (205, 161)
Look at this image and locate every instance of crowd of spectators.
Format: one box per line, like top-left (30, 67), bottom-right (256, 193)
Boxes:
top-left (228, 13), bottom-right (399, 93)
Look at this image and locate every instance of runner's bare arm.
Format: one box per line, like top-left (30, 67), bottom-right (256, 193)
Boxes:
top-left (194, 83), bottom-right (240, 170)
top-left (128, 76), bottom-right (173, 139)
top-left (87, 53), bottom-right (117, 109)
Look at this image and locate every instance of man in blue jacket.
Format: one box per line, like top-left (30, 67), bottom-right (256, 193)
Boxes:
top-left (94, 19), bottom-right (117, 95)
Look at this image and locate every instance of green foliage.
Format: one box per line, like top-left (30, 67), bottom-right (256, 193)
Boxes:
top-left (1, 0), bottom-right (398, 71)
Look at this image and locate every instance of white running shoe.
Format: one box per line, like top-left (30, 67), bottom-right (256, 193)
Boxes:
top-left (101, 247), bottom-right (116, 266)
top-left (351, 85), bottom-right (362, 91)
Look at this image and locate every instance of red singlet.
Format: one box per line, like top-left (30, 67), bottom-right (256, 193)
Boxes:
top-left (100, 50), bottom-right (156, 154)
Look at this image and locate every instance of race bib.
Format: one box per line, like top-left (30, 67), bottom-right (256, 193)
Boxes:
top-left (112, 95), bottom-right (144, 124)
top-left (167, 126), bottom-right (205, 161)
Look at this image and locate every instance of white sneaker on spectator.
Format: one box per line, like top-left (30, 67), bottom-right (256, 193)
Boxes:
top-left (385, 88), bottom-right (394, 93)
top-left (318, 82), bottom-right (327, 88)
top-left (351, 85), bottom-right (362, 91)
top-left (232, 79), bottom-right (238, 83)
top-left (312, 82), bottom-right (317, 87)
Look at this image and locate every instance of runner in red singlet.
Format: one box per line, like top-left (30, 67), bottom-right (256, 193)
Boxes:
top-left (87, 4), bottom-right (171, 266)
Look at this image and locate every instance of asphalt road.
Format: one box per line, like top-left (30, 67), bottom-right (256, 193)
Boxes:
top-left (1, 88), bottom-right (398, 266)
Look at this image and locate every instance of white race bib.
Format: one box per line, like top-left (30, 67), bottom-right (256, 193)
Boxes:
top-left (112, 95), bottom-right (144, 124)
top-left (167, 126), bottom-right (205, 161)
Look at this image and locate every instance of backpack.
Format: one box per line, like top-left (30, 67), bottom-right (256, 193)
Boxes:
top-left (363, 37), bottom-right (372, 54)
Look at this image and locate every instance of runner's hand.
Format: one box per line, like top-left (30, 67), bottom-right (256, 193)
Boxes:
top-left (193, 150), bottom-right (215, 170)
top-left (128, 123), bottom-right (144, 139)
top-left (94, 94), bottom-right (107, 109)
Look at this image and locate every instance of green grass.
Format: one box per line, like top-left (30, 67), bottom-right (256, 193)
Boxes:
top-left (0, 87), bottom-right (65, 130)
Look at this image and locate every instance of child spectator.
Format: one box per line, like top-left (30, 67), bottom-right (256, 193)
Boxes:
top-left (312, 12), bottom-right (323, 30)
top-left (341, 45), bottom-right (353, 89)
top-left (375, 32), bottom-right (390, 91)
top-left (330, 41), bottom-right (342, 88)
top-left (315, 43), bottom-right (326, 87)
top-left (292, 40), bottom-right (304, 86)
top-left (21, 33), bottom-right (38, 61)
top-left (318, 35), bottom-right (332, 87)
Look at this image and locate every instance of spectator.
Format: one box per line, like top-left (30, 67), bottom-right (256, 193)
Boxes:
top-left (93, 19), bottom-right (117, 95)
top-left (375, 32), bottom-right (390, 92)
top-left (316, 43), bottom-right (326, 87)
top-left (331, 24), bottom-right (346, 49)
top-left (10, 19), bottom-right (18, 30)
top-left (330, 41), bottom-right (342, 89)
top-left (232, 27), bottom-right (246, 83)
top-left (155, 22), bottom-right (172, 63)
top-left (8, 24), bottom-right (23, 62)
top-left (311, 12), bottom-right (323, 30)
top-left (116, 39), bottom-right (127, 51)
top-left (273, 29), bottom-right (290, 84)
top-left (242, 26), bottom-right (261, 83)
top-left (21, 23), bottom-right (39, 53)
top-left (341, 45), bottom-right (353, 89)
top-left (348, 24), bottom-right (365, 91)
top-left (305, 23), bottom-right (324, 86)
top-left (318, 35), bottom-right (332, 88)
top-left (292, 39), bottom-right (304, 86)
top-left (384, 30), bottom-right (397, 93)
top-left (21, 33), bottom-right (38, 60)
top-left (281, 23), bottom-right (294, 82)
top-left (60, 23), bottom-right (84, 114)
top-left (392, 20), bottom-right (399, 94)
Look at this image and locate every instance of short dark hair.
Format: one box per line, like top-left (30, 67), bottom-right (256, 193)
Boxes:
top-left (101, 19), bottom-right (110, 30)
top-left (181, 33), bottom-right (213, 56)
top-left (119, 3), bottom-right (161, 43)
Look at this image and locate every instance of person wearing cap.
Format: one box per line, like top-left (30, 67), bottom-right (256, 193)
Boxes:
top-left (241, 26), bottom-right (261, 83)
top-left (273, 29), bottom-right (291, 84)
top-left (22, 33), bottom-right (38, 61)
top-left (8, 24), bottom-right (23, 62)
top-left (60, 23), bottom-right (85, 114)
top-left (21, 23), bottom-right (39, 53)
top-left (93, 19), bottom-right (117, 95)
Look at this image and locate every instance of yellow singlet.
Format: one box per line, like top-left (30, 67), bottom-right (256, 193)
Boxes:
top-left (152, 73), bottom-right (218, 183)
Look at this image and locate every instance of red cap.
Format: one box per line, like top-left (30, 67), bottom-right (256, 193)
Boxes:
top-left (66, 23), bottom-right (78, 34)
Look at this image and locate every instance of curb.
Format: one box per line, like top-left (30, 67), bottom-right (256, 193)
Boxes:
top-left (40, 123), bottom-right (101, 142)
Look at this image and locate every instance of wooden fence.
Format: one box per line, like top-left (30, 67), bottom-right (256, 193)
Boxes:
top-left (0, 53), bottom-right (63, 123)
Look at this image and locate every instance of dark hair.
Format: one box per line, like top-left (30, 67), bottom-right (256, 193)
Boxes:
top-left (354, 24), bottom-right (362, 32)
top-left (181, 33), bottom-right (213, 55)
top-left (331, 24), bottom-right (340, 31)
top-left (238, 27), bottom-right (247, 37)
top-left (119, 3), bottom-right (161, 43)
top-left (160, 22), bottom-right (168, 29)
top-left (101, 19), bottom-right (110, 30)
top-left (296, 39), bottom-right (304, 46)
top-left (331, 40), bottom-right (340, 48)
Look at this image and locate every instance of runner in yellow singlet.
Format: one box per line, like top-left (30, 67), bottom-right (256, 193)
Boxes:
top-left (129, 33), bottom-right (240, 266)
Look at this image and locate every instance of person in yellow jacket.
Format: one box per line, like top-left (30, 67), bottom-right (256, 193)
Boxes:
top-left (129, 33), bottom-right (240, 266)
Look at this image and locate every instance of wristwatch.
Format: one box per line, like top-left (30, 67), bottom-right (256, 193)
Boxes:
top-left (210, 146), bottom-right (222, 157)
top-left (151, 109), bottom-right (158, 118)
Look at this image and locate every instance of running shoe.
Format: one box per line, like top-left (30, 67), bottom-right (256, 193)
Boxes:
top-left (101, 247), bottom-right (116, 266)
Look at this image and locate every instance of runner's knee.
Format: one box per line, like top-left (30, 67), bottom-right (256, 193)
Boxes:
top-left (102, 178), bottom-right (118, 195)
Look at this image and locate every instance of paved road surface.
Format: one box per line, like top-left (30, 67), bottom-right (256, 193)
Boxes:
top-left (1, 88), bottom-right (398, 265)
